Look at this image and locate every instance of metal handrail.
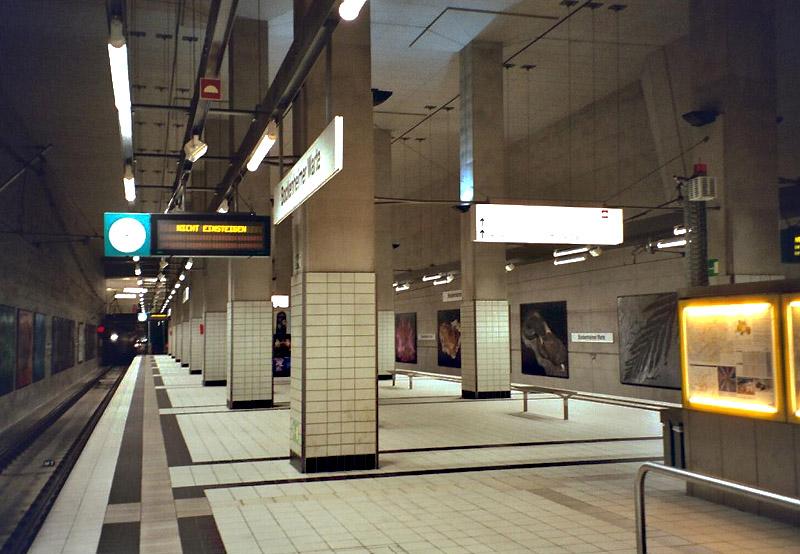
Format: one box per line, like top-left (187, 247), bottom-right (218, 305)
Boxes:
top-left (635, 462), bottom-right (800, 553)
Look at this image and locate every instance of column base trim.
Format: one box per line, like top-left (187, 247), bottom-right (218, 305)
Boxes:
top-left (189, 369), bottom-right (201, 375)
top-left (377, 374), bottom-right (393, 381)
top-left (290, 452), bottom-right (378, 473)
top-left (462, 390), bottom-right (511, 399)
top-left (227, 399), bottom-right (274, 410)
top-left (203, 379), bottom-right (226, 387)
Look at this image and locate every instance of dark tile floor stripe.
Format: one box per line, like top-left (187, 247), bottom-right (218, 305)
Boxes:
top-left (155, 389), bottom-right (172, 409)
top-left (161, 414), bottom-right (194, 467)
top-left (380, 436), bottom-right (662, 454)
top-left (172, 455), bottom-right (663, 498)
top-left (153, 375), bottom-right (164, 387)
top-left (96, 521), bottom-right (140, 554)
top-left (178, 515), bottom-right (226, 554)
top-left (108, 364), bottom-right (145, 505)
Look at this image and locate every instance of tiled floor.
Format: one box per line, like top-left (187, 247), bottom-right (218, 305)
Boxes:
top-left (32, 355), bottom-right (800, 553)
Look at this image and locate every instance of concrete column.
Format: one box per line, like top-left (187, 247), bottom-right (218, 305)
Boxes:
top-left (189, 269), bottom-right (205, 376)
top-left (226, 258), bottom-right (272, 409)
top-left (375, 128), bottom-right (394, 380)
top-left (290, 0), bottom-right (377, 473)
top-left (180, 287), bottom-right (191, 370)
top-left (459, 41), bottom-right (511, 399)
top-left (691, 0), bottom-right (782, 282)
top-left (203, 258), bottom-right (228, 386)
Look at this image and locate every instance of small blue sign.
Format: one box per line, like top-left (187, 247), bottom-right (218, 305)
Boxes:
top-left (104, 212), bottom-right (152, 257)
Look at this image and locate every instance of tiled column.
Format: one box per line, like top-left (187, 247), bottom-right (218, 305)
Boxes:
top-left (374, 128), bottom-right (394, 380)
top-left (189, 269), bottom-right (205, 376)
top-left (458, 41), bottom-right (511, 399)
top-left (203, 258), bottom-right (228, 386)
top-left (226, 258), bottom-right (272, 409)
top-left (290, 0), bottom-right (377, 473)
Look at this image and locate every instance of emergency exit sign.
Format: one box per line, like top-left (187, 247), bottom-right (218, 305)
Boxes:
top-left (781, 227), bottom-right (800, 263)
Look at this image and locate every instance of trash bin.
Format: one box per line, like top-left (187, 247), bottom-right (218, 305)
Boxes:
top-left (660, 408), bottom-right (685, 468)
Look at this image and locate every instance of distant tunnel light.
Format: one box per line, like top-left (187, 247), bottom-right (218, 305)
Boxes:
top-left (246, 120), bottom-right (278, 172)
top-left (339, 0), bottom-right (367, 21)
top-left (109, 333), bottom-right (119, 342)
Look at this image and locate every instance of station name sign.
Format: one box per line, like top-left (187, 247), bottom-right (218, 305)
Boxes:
top-left (104, 212), bottom-right (270, 257)
top-left (472, 204), bottom-right (624, 245)
top-left (273, 115), bottom-right (343, 225)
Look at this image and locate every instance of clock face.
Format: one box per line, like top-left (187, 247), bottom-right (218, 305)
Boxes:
top-left (108, 217), bottom-right (148, 253)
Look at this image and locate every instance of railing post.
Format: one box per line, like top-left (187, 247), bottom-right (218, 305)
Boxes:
top-left (635, 464), bottom-right (649, 553)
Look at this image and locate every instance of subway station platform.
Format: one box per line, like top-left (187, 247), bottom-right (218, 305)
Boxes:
top-left (28, 356), bottom-right (800, 553)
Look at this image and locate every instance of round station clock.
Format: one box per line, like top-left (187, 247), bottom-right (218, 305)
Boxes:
top-left (107, 216), bottom-right (148, 254)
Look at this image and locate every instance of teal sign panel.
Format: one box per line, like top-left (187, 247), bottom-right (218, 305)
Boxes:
top-left (104, 212), bottom-right (152, 257)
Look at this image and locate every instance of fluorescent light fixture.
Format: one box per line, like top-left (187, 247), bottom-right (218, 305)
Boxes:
top-left (553, 255), bottom-right (587, 266)
top-left (179, 273), bottom-right (186, 281)
top-left (123, 164), bottom-right (136, 202)
top-left (132, 255), bottom-right (140, 262)
top-left (392, 282), bottom-right (398, 288)
top-left (554, 246), bottom-right (590, 258)
top-left (588, 246), bottom-right (603, 257)
top-left (137, 279), bottom-right (143, 286)
top-left (144, 277), bottom-right (157, 283)
top-left (395, 283), bottom-right (410, 292)
top-left (217, 198), bottom-right (229, 214)
top-left (134, 266), bottom-right (142, 276)
top-left (504, 263), bottom-right (515, 272)
top-left (246, 120), bottom-right (278, 172)
top-left (271, 295), bottom-right (290, 309)
top-left (422, 273), bottom-right (442, 282)
top-left (110, 333), bottom-right (119, 342)
top-left (184, 259), bottom-right (194, 270)
top-left (123, 287), bottom-right (147, 294)
top-left (137, 312), bottom-right (147, 322)
top-left (158, 273), bottom-right (166, 282)
top-left (656, 238), bottom-right (687, 249)
top-left (108, 18), bottom-right (132, 140)
top-left (183, 134), bottom-right (208, 163)
top-left (432, 275), bottom-right (455, 286)
top-left (114, 293), bottom-right (137, 299)
top-left (174, 283), bottom-right (181, 289)
top-left (673, 225), bottom-right (688, 236)
top-left (339, 0), bottom-right (367, 21)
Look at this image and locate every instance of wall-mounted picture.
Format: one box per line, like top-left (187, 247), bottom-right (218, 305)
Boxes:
top-left (395, 312), bottom-right (417, 364)
top-left (16, 309), bottom-right (34, 389)
top-left (0, 305), bottom-right (16, 397)
top-left (520, 301), bottom-right (569, 378)
top-left (617, 293), bottom-right (680, 389)
top-left (34, 313), bottom-right (47, 382)
top-left (437, 309), bottom-right (461, 368)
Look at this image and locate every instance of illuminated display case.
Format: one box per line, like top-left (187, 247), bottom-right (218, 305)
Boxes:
top-left (679, 295), bottom-right (785, 421)
top-left (782, 295), bottom-right (800, 423)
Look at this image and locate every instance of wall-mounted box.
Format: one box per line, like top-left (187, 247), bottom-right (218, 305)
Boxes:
top-left (679, 295), bottom-right (785, 421)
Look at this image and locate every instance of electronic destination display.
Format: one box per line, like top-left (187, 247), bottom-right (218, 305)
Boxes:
top-left (150, 213), bottom-right (270, 257)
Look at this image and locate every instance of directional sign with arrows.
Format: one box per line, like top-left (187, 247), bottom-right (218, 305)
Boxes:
top-left (472, 204), bottom-right (624, 245)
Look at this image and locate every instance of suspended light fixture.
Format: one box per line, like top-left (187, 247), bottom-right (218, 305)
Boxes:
top-left (108, 18), bottom-right (132, 141)
top-left (504, 263), bottom-right (515, 272)
top-left (123, 287), bottom-right (147, 294)
top-left (339, 0), bottom-right (367, 21)
top-left (432, 274), bottom-right (455, 286)
top-left (246, 120), bottom-right (278, 172)
top-left (395, 283), bottom-right (410, 292)
top-left (179, 273), bottom-right (186, 281)
top-left (553, 246), bottom-right (590, 258)
top-left (110, 333), bottom-right (119, 342)
top-left (184, 258), bottom-right (194, 270)
top-left (114, 293), bottom-right (137, 299)
top-left (123, 164), bottom-right (136, 202)
top-left (217, 198), bottom-right (229, 213)
top-left (673, 225), bottom-right (688, 236)
top-left (137, 312), bottom-right (147, 322)
top-left (132, 255), bottom-right (140, 262)
top-left (588, 246), bottom-right (603, 258)
top-left (183, 134), bottom-right (208, 163)
top-left (175, 282), bottom-right (181, 289)
top-left (656, 238), bottom-right (687, 249)
top-left (553, 255), bottom-right (587, 266)
top-left (421, 273), bottom-right (442, 282)
top-left (134, 265), bottom-right (142, 276)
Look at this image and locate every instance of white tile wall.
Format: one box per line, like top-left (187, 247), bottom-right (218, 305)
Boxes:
top-left (461, 300), bottom-right (511, 393)
top-left (191, 318), bottom-right (204, 373)
top-left (181, 321), bottom-right (192, 365)
top-left (377, 310), bottom-right (394, 376)
top-left (174, 323), bottom-right (181, 359)
top-left (226, 301), bottom-right (272, 403)
top-left (290, 272), bottom-right (377, 460)
top-left (203, 312), bottom-right (226, 383)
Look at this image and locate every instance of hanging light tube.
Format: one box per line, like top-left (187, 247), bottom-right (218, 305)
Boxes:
top-left (421, 273), bottom-right (442, 282)
top-left (673, 225), bottom-right (688, 236)
top-left (395, 283), bottom-right (410, 292)
top-left (432, 275), bottom-right (455, 286)
top-left (553, 246), bottom-right (590, 258)
top-left (184, 258), bottom-right (194, 270)
top-left (339, 0), bottom-right (367, 21)
top-left (656, 238), bottom-right (687, 249)
top-left (123, 164), bottom-right (136, 202)
top-left (553, 255), bottom-right (587, 266)
top-left (246, 120), bottom-right (278, 172)
top-left (108, 18), bottom-right (132, 140)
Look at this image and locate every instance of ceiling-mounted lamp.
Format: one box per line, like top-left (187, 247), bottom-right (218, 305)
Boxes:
top-left (123, 164), bottom-right (136, 203)
top-left (108, 17), bottom-right (132, 143)
top-left (217, 197), bottom-right (229, 214)
top-left (432, 274), bottom-right (455, 286)
top-left (137, 312), bottom-right (147, 322)
top-left (339, 0), bottom-right (367, 21)
top-left (656, 238), bottom-right (687, 249)
top-left (178, 273), bottom-right (186, 281)
top-left (183, 134), bottom-right (208, 163)
top-left (174, 282), bottom-right (181, 289)
top-left (246, 120), bottom-right (278, 172)
top-left (134, 265), bottom-right (142, 276)
top-left (504, 263), bottom-right (515, 272)
top-left (184, 258), bottom-right (194, 270)
top-left (588, 246), bottom-right (603, 258)
top-left (395, 283), bottom-right (410, 292)
top-left (553, 255), bottom-right (587, 266)
top-left (114, 293), bottom-right (137, 299)
top-left (553, 246), bottom-right (590, 258)
top-left (673, 225), bottom-right (688, 236)
top-left (421, 273), bottom-right (442, 282)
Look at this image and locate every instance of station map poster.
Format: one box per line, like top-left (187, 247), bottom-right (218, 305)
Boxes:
top-left (395, 313), bottom-right (417, 364)
top-left (33, 313), bottom-right (47, 382)
top-left (16, 309), bottom-right (34, 389)
top-left (0, 305), bottom-right (15, 396)
top-left (617, 293), bottom-right (680, 389)
top-left (520, 301), bottom-right (569, 378)
top-left (437, 309), bottom-right (461, 369)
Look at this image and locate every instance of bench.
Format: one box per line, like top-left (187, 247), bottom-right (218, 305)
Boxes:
top-left (387, 369), bottom-right (461, 390)
top-left (511, 384), bottom-right (576, 420)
